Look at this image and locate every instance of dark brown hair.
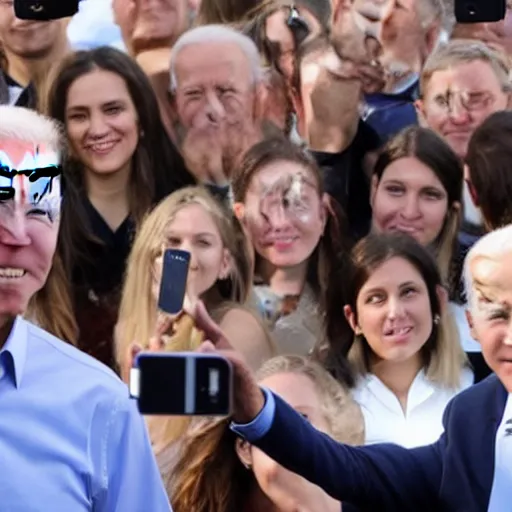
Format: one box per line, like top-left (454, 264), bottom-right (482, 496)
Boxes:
top-left (466, 110), bottom-right (512, 230)
top-left (45, 46), bottom-right (194, 278)
top-left (372, 126), bottom-right (463, 292)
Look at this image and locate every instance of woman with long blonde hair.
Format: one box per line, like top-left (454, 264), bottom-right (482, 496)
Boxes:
top-left (170, 355), bottom-right (364, 511)
top-left (116, 186), bottom-right (275, 480)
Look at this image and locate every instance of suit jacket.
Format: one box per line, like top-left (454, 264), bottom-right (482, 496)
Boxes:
top-left (255, 375), bottom-right (509, 511)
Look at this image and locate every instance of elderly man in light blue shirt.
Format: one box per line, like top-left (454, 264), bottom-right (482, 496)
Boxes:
top-left (0, 105), bottom-right (171, 511)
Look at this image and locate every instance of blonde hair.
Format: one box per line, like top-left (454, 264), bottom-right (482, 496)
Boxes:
top-left (115, 186), bottom-right (253, 451)
top-left (170, 355), bottom-right (364, 512)
top-left (421, 39), bottom-right (512, 96)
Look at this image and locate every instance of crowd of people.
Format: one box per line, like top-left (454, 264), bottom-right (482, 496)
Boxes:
top-left (1, 0), bottom-right (511, 510)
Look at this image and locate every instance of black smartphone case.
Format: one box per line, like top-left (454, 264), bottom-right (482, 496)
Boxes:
top-left (14, 0), bottom-right (80, 21)
top-left (157, 249), bottom-right (190, 315)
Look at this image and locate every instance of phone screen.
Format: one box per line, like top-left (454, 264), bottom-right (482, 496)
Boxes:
top-left (158, 249), bottom-right (190, 315)
top-left (14, 0), bottom-right (80, 20)
top-left (135, 353), bottom-right (232, 416)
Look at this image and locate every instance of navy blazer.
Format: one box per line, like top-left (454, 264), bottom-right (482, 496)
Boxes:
top-left (254, 375), bottom-right (509, 511)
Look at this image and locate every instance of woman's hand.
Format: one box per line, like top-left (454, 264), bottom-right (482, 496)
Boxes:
top-left (189, 301), bottom-right (266, 424)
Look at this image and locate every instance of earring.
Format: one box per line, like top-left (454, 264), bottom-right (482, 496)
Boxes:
top-left (243, 462), bottom-right (252, 470)
top-left (434, 314), bottom-right (441, 325)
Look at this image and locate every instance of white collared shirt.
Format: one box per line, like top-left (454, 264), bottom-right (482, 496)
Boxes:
top-left (352, 368), bottom-right (474, 448)
top-left (488, 393), bottom-right (512, 511)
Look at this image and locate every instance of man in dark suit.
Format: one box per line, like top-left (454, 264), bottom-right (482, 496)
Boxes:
top-left (194, 225), bottom-right (512, 512)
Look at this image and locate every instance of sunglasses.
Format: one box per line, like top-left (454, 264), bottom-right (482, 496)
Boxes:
top-left (286, 5), bottom-right (310, 48)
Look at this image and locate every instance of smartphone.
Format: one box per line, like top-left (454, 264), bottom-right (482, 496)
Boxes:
top-left (158, 249), bottom-right (190, 315)
top-left (14, 0), bottom-right (80, 21)
top-left (455, 0), bottom-right (505, 23)
top-left (130, 352), bottom-right (233, 416)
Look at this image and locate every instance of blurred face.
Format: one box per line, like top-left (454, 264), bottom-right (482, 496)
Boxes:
top-left (151, 203), bottom-right (231, 301)
top-left (371, 157), bottom-right (449, 246)
top-left (112, 0), bottom-right (189, 54)
top-left (239, 372), bottom-right (333, 510)
top-left (173, 42), bottom-right (256, 133)
top-left (0, 139), bottom-right (60, 317)
top-left (468, 252), bottom-right (512, 393)
top-left (65, 69), bottom-right (140, 177)
top-left (419, 60), bottom-right (509, 158)
top-left (348, 257), bottom-right (433, 364)
top-left (241, 161), bottom-right (326, 269)
top-left (0, 0), bottom-right (65, 60)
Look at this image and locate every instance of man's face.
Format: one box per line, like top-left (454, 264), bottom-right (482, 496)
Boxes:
top-left (468, 252), bottom-right (512, 393)
top-left (451, 8), bottom-right (512, 56)
top-left (418, 60), bottom-right (509, 158)
top-left (112, 0), bottom-right (189, 54)
top-left (172, 42), bottom-right (257, 134)
top-left (0, 0), bottom-right (65, 60)
top-left (0, 139), bottom-right (60, 317)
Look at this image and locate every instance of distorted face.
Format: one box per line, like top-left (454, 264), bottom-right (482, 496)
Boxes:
top-left (418, 60), bottom-right (509, 158)
top-left (346, 257), bottom-right (434, 364)
top-left (237, 372), bottom-right (333, 510)
top-left (0, 0), bottom-right (66, 61)
top-left (451, 9), bottom-right (512, 56)
top-left (112, 0), bottom-right (189, 54)
top-left (172, 42), bottom-right (257, 132)
top-left (0, 139), bottom-right (61, 317)
top-left (265, 5), bottom-right (319, 82)
top-left (65, 69), bottom-right (140, 178)
top-left (240, 161), bottom-right (326, 269)
top-left (353, 0), bottom-right (428, 72)
top-left (467, 252), bottom-right (512, 393)
top-left (371, 157), bottom-right (449, 246)
top-left (151, 203), bottom-right (231, 301)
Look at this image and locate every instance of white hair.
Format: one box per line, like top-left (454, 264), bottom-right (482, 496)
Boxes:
top-left (169, 25), bottom-right (263, 92)
top-left (463, 224), bottom-right (512, 311)
top-left (0, 106), bottom-right (62, 152)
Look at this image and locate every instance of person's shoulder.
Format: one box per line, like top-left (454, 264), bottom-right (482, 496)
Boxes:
top-left (449, 373), bottom-right (504, 416)
top-left (25, 320), bottom-right (125, 394)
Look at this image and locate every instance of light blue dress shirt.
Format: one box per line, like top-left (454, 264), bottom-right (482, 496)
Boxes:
top-left (0, 317), bottom-right (172, 512)
top-left (230, 387), bottom-right (275, 441)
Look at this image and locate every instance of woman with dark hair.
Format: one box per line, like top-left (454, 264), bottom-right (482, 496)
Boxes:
top-left (362, 126), bottom-right (491, 382)
top-left (43, 46), bottom-right (195, 369)
top-left (324, 233), bottom-right (472, 447)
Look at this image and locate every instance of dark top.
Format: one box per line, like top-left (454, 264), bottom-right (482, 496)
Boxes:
top-left (311, 120), bottom-right (381, 240)
top-left (72, 197), bottom-right (135, 370)
top-left (253, 374), bottom-right (508, 511)
top-left (0, 70), bottom-right (36, 108)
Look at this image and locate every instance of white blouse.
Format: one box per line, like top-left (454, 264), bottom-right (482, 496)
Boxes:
top-left (352, 368), bottom-right (474, 448)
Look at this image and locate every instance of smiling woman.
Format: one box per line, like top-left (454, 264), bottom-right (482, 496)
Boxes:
top-left (42, 46), bottom-right (194, 368)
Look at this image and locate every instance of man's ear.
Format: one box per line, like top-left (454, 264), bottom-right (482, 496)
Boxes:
top-left (235, 438), bottom-right (253, 469)
top-left (344, 305), bottom-right (361, 335)
top-left (465, 309), bottom-right (480, 342)
top-left (414, 99), bottom-right (429, 128)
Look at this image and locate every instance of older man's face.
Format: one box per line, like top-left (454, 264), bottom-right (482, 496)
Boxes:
top-left (0, 139), bottom-right (60, 317)
top-left (172, 41), bottom-right (258, 135)
top-left (112, 0), bottom-right (189, 54)
top-left (468, 252), bottom-right (512, 392)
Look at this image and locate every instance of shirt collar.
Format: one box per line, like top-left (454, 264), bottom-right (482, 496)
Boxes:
top-left (0, 316), bottom-right (28, 388)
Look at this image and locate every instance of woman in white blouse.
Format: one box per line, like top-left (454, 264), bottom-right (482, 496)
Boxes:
top-left (329, 233), bottom-right (473, 448)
